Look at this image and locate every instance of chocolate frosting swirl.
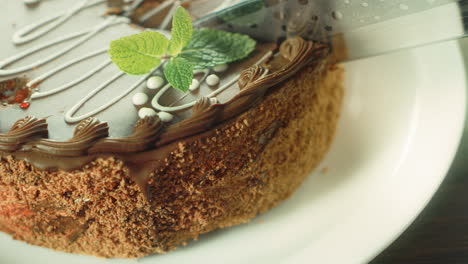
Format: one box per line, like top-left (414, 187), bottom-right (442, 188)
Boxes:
top-left (29, 117), bottom-right (109, 157)
top-left (238, 65), bottom-right (269, 90)
top-left (0, 116), bottom-right (48, 152)
top-left (89, 116), bottom-right (163, 154)
top-left (191, 97), bottom-right (212, 115)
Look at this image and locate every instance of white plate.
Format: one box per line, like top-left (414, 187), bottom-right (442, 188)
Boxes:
top-left (1, 9), bottom-right (466, 264)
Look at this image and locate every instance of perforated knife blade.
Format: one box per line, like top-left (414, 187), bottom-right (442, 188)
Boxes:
top-left (194, 0), bottom-right (467, 61)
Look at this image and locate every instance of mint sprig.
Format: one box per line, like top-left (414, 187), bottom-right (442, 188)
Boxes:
top-left (108, 6), bottom-right (257, 92)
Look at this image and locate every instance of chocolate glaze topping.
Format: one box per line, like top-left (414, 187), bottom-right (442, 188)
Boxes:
top-left (0, 37), bottom-right (329, 185)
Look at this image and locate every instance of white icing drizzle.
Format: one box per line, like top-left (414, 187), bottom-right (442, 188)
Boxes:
top-left (168, 69), bottom-right (209, 106)
top-left (29, 49), bottom-right (110, 99)
top-left (151, 51), bottom-right (272, 113)
top-left (194, 69), bottom-right (210, 82)
top-left (151, 75), bottom-right (237, 112)
top-left (64, 66), bottom-right (161, 123)
top-left (1, 0), bottom-right (175, 124)
top-left (4, 0), bottom-right (258, 126)
top-left (13, 0), bottom-right (106, 45)
top-left (0, 15), bottom-right (127, 76)
top-left (138, 0), bottom-right (176, 24)
top-left (124, 0), bottom-right (146, 16)
top-left (159, 0), bottom-right (180, 29)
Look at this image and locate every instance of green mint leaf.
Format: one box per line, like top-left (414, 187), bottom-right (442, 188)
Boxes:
top-left (179, 28), bottom-right (256, 70)
top-left (167, 6), bottom-right (193, 55)
top-left (109, 31), bottom-right (169, 75)
top-left (164, 57), bottom-right (193, 92)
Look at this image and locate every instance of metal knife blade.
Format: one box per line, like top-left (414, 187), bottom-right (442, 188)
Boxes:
top-left (194, 0), bottom-right (467, 61)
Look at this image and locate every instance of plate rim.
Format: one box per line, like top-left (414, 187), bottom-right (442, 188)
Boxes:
top-left (285, 40), bottom-right (467, 264)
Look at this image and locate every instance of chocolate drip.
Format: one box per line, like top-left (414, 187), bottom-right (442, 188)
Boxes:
top-left (0, 116), bottom-right (48, 152)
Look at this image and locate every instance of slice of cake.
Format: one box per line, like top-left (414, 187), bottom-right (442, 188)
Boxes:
top-left (0, 0), bottom-right (344, 258)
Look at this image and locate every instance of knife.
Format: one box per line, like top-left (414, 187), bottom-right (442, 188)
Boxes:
top-left (193, 0), bottom-right (467, 61)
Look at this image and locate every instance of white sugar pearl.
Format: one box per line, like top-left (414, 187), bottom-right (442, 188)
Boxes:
top-left (213, 64), bottom-right (228, 73)
top-left (210, 97), bottom-right (218, 104)
top-left (206, 74), bottom-right (220, 86)
top-left (189, 79), bottom-right (200, 91)
top-left (138, 107), bottom-right (157, 118)
top-left (24, 0), bottom-right (40, 4)
top-left (132, 92), bottom-right (148, 106)
top-left (147, 76), bottom-right (164, 90)
top-left (158, 111), bottom-right (174, 122)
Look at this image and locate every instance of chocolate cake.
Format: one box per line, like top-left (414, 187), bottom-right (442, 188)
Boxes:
top-left (0, 0), bottom-right (344, 258)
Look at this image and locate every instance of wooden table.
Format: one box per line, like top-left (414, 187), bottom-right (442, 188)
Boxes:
top-left (370, 113), bottom-right (468, 263)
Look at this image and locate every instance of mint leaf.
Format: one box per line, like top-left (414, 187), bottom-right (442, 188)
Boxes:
top-left (168, 6), bottom-right (193, 55)
top-left (109, 31), bottom-right (169, 75)
top-left (180, 28), bottom-right (256, 70)
top-left (108, 7), bottom-right (257, 93)
top-left (164, 57), bottom-right (193, 92)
